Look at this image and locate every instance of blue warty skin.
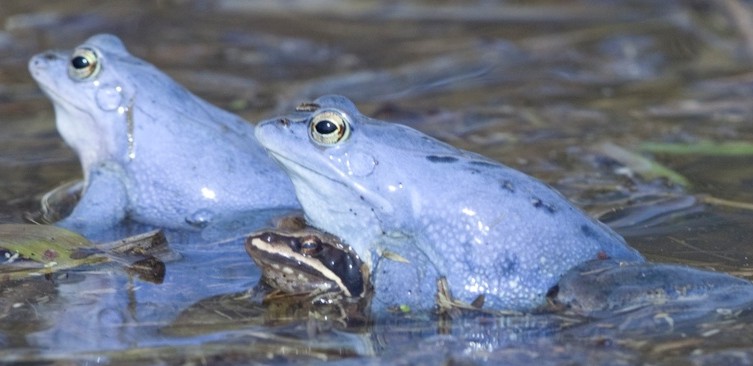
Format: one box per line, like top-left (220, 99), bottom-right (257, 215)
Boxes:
top-left (255, 95), bottom-right (644, 311)
top-left (29, 34), bottom-right (299, 232)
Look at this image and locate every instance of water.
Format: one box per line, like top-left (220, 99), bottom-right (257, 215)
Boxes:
top-left (2, 0), bottom-right (753, 364)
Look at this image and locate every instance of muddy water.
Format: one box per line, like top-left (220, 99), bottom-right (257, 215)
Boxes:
top-left (2, 1), bottom-right (753, 364)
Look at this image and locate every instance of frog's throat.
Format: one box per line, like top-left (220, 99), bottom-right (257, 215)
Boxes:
top-left (41, 81), bottom-right (136, 164)
top-left (267, 150), bottom-right (392, 265)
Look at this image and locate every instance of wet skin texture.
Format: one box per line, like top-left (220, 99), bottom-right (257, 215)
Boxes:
top-left (28, 34), bottom-right (298, 233)
top-left (254, 95), bottom-right (644, 311)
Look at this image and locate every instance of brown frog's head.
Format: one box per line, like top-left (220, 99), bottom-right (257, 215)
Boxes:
top-left (245, 228), bottom-right (369, 298)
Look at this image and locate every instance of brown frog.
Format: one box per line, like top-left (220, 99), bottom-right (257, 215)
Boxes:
top-left (245, 219), bottom-right (372, 325)
top-left (245, 227), bottom-right (369, 299)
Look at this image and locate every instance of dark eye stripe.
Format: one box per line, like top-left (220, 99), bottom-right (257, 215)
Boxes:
top-left (313, 243), bottom-right (364, 297)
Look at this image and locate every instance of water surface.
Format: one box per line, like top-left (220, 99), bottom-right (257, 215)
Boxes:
top-left (2, 1), bottom-right (753, 364)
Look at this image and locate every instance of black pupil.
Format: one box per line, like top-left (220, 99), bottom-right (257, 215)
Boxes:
top-left (71, 56), bottom-right (90, 69)
top-left (315, 120), bottom-right (338, 135)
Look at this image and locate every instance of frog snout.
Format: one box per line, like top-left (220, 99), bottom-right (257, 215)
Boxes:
top-left (29, 52), bottom-right (58, 74)
top-left (29, 55), bottom-right (44, 70)
top-left (254, 118), bottom-right (290, 147)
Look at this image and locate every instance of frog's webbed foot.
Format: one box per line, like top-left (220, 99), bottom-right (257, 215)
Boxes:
top-left (435, 277), bottom-right (520, 318)
top-left (259, 286), bottom-right (363, 327)
top-left (262, 289), bottom-right (311, 302)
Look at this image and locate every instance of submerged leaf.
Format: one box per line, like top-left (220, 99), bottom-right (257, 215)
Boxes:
top-left (597, 142), bottom-right (691, 187)
top-left (640, 141), bottom-right (753, 156)
top-left (0, 224), bottom-right (168, 283)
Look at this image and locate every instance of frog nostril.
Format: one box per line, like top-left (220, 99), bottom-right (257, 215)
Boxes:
top-left (30, 56), bottom-right (47, 71)
top-left (42, 52), bottom-right (58, 61)
top-left (278, 118), bottom-right (290, 126)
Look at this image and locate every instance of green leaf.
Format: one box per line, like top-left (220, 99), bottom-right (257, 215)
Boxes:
top-left (640, 140), bottom-right (753, 156)
top-left (0, 224), bottom-right (107, 279)
top-left (598, 142), bottom-right (691, 187)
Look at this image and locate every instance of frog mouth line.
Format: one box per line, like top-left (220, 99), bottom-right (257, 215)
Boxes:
top-left (266, 150), bottom-right (342, 187)
top-left (265, 150), bottom-right (361, 214)
top-left (266, 150), bottom-right (394, 215)
top-left (33, 78), bottom-right (103, 118)
top-left (34, 82), bottom-right (67, 105)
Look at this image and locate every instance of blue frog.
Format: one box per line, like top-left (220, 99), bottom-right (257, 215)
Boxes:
top-left (28, 34), bottom-right (299, 233)
top-left (253, 95), bottom-right (643, 311)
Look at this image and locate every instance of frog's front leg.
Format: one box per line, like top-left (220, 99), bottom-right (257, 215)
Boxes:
top-left (56, 163), bottom-right (129, 235)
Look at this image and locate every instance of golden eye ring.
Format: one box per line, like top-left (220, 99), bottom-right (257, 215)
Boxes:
top-left (68, 47), bottom-right (101, 80)
top-left (309, 109), bottom-right (351, 146)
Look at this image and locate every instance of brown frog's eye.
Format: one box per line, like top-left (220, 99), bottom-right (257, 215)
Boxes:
top-left (309, 109), bottom-right (351, 146)
top-left (68, 47), bottom-right (101, 80)
top-left (298, 236), bottom-right (323, 257)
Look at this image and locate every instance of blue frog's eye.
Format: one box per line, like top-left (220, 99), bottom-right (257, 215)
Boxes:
top-left (68, 47), bottom-right (101, 80)
top-left (309, 109), bottom-right (351, 146)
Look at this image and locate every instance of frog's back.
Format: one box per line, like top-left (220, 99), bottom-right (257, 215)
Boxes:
top-left (312, 98), bottom-right (641, 310)
top-left (122, 86), bottom-right (297, 228)
top-left (96, 35), bottom-right (299, 228)
top-left (406, 152), bottom-right (643, 309)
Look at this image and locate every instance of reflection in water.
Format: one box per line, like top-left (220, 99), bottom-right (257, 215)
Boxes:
top-left (10, 231), bottom-right (261, 352)
top-left (2, 0), bottom-right (753, 364)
